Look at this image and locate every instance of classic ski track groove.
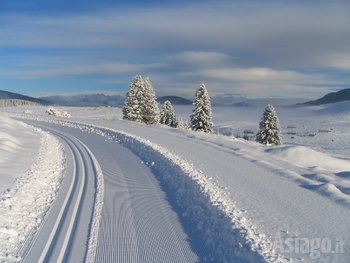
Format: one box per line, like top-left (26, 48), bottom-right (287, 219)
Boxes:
top-left (19, 124), bottom-right (96, 263)
top-left (92, 130), bottom-right (197, 263)
top-left (18, 120), bottom-right (198, 263)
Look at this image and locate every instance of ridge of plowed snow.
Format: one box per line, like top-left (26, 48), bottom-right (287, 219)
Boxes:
top-left (85, 145), bottom-right (104, 263)
top-left (0, 115), bottom-right (41, 193)
top-left (0, 124), bottom-right (65, 262)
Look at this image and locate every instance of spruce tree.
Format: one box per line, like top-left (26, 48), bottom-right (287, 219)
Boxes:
top-left (122, 75), bottom-right (145, 122)
top-left (141, 77), bottom-right (160, 124)
top-left (176, 118), bottom-right (189, 130)
top-left (190, 83), bottom-right (213, 133)
top-left (160, 100), bottom-right (178, 127)
top-left (123, 75), bottom-right (160, 124)
top-left (256, 104), bottom-right (282, 145)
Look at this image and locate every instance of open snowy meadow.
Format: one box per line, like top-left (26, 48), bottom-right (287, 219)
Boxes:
top-left (1, 102), bottom-right (350, 262)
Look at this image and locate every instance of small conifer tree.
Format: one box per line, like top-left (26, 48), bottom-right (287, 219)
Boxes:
top-left (256, 104), bottom-right (282, 145)
top-left (160, 100), bottom-right (178, 127)
top-left (123, 75), bottom-right (160, 124)
top-left (176, 118), bottom-right (189, 130)
top-left (141, 77), bottom-right (160, 124)
top-left (122, 75), bottom-right (145, 122)
top-left (190, 83), bottom-right (213, 133)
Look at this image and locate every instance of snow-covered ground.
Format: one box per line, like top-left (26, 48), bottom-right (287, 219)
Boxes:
top-left (0, 115), bottom-right (65, 262)
top-left (1, 103), bottom-right (350, 262)
top-left (0, 115), bottom-right (41, 192)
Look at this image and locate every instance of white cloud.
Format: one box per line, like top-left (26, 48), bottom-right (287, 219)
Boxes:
top-left (1, 62), bottom-right (167, 78)
top-left (321, 54), bottom-right (350, 71)
top-left (199, 68), bottom-right (331, 85)
top-left (1, 0), bottom-right (349, 67)
top-left (1, 0), bottom-right (349, 98)
top-left (169, 51), bottom-right (236, 68)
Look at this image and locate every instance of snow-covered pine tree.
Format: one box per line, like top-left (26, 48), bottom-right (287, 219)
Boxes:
top-left (190, 83), bottom-right (213, 133)
top-left (256, 104), bottom-right (282, 145)
top-left (141, 77), bottom-right (160, 124)
top-left (122, 75), bottom-right (145, 122)
top-left (160, 100), bottom-right (178, 127)
top-left (176, 118), bottom-right (189, 130)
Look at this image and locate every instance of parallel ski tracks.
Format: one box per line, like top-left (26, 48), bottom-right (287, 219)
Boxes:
top-left (17, 120), bottom-right (198, 263)
top-left (19, 124), bottom-right (97, 263)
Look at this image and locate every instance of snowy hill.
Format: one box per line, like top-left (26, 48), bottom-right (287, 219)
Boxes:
top-left (0, 99), bottom-right (43, 107)
top-left (41, 93), bottom-right (124, 106)
top-left (211, 94), bottom-right (306, 107)
top-left (157, 96), bottom-right (192, 105)
top-left (0, 90), bottom-right (49, 106)
top-left (299, 88), bottom-right (350, 106)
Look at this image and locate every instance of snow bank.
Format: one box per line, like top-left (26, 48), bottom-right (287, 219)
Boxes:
top-left (46, 107), bottom-right (71, 118)
top-left (85, 147), bottom-right (104, 263)
top-left (265, 146), bottom-right (350, 173)
top-left (0, 115), bottom-right (41, 193)
top-left (0, 126), bottom-right (65, 262)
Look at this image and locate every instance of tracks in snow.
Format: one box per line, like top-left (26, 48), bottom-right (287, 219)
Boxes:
top-left (92, 138), bottom-right (197, 263)
top-left (18, 120), bottom-right (198, 263)
top-left (19, 124), bottom-right (100, 263)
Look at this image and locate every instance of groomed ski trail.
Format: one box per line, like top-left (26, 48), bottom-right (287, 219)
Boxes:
top-left (18, 123), bottom-right (102, 263)
top-left (20, 120), bottom-right (198, 263)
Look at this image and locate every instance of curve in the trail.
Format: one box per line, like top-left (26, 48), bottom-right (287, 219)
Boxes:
top-left (19, 120), bottom-right (198, 263)
top-left (18, 124), bottom-right (99, 263)
top-left (41, 130), bottom-right (86, 263)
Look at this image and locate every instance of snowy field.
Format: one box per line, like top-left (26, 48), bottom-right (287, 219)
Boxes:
top-left (175, 103), bottom-right (350, 158)
top-left (0, 115), bottom-right (65, 261)
top-left (1, 103), bottom-right (350, 262)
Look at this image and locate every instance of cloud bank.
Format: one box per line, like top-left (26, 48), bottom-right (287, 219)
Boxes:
top-left (1, 0), bottom-right (349, 97)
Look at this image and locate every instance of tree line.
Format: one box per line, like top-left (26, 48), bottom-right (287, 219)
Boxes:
top-left (123, 75), bottom-right (282, 145)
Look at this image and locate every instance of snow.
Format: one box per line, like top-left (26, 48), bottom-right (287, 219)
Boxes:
top-left (265, 145), bottom-right (350, 173)
top-left (11, 123), bottom-right (105, 263)
top-left (46, 107), bottom-right (71, 118)
top-left (0, 115), bottom-right (41, 192)
top-left (85, 143), bottom-right (104, 263)
top-left (1, 103), bottom-right (350, 262)
top-left (0, 116), bottom-right (65, 262)
top-left (168, 102), bottom-right (350, 159)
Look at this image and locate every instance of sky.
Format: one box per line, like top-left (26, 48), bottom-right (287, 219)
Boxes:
top-left (0, 0), bottom-right (350, 99)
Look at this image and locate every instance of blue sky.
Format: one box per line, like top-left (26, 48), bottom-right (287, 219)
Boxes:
top-left (1, 0), bottom-right (349, 99)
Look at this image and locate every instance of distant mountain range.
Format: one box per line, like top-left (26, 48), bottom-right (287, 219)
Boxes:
top-left (299, 88), bottom-right (350, 106)
top-left (0, 89), bottom-right (311, 108)
top-left (157, 96), bottom-right (192, 105)
top-left (211, 94), bottom-right (307, 107)
top-left (41, 94), bottom-right (125, 107)
top-left (0, 90), bottom-right (49, 105)
top-left (42, 94), bottom-right (194, 106)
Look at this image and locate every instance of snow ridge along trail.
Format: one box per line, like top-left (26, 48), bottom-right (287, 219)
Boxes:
top-left (0, 123), bottom-right (65, 262)
top-left (17, 123), bottom-right (103, 263)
